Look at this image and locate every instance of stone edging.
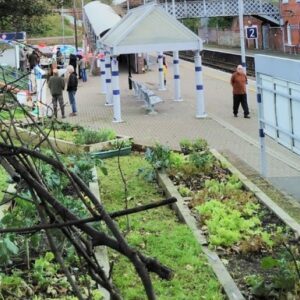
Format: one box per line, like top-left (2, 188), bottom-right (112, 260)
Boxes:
top-left (157, 172), bottom-right (245, 300)
top-left (89, 166), bottom-right (110, 300)
top-left (157, 148), bottom-right (300, 300)
top-left (11, 126), bottom-right (132, 154)
top-left (210, 149), bottom-right (300, 237)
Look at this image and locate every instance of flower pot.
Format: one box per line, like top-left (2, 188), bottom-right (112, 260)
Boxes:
top-left (90, 146), bottom-right (132, 159)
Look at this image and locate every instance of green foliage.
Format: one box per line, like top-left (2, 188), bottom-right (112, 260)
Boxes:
top-left (178, 185), bottom-right (193, 197)
top-left (188, 151), bottom-right (215, 171)
top-left (67, 154), bottom-right (96, 185)
top-left (204, 175), bottom-right (243, 196)
top-left (181, 18), bottom-right (200, 33)
top-left (0, 271), bottom-right (33, 299)
top-left (169, 152), bottom-right (186, 169)
top-left (0, 236), bottom-right (19, 265)
top-left (0, 166), bottom-right (8, 200)
top-left (33, 252), bottom-right (59, 288)
top-left (0, 107), bottom-right (26, 121)
top-left (74, 128), bottom-right (116, 145)
top-left (179, 138), bottom-right (208, 154)
top-left (145, 144), bottom-right (172, 170)
top-left (196, 200), bottom-right (260, 247)
top-left (97, 154), bottom-right (224, 299)
top-left (245, 250), bottom-right (300, 298)
top-left (208, 17), bottom-right (234, 29)
top-left (108, 139), bottom-right (133, 150)
top-left (0, 0), bottom-right (52, 32)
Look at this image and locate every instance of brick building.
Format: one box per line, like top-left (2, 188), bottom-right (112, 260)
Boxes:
top-left (280, 0), bottom-right (300, 51)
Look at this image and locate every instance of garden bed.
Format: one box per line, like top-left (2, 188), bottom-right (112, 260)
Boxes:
top-left (144, 141), bottom-right (300, 300)
top-left (0, 154), bottom-right (104, 299)
top-left (10, 121), bottom-right (132, 154)
top-left (97, 154), bottom-right (225, 299)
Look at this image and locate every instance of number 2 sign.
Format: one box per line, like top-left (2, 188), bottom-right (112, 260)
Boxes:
top-left (245, 26), bottom-right (258, 39)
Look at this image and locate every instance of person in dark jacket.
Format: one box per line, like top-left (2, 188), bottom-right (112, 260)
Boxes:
top-left (48, 69), bottom-right (65, 118)
top-left (69, 53), bottom-right (77, 73)
top-left (28, 49), bottom-right (39, 70)
top-left (66, 65), bottom-right (78, 116)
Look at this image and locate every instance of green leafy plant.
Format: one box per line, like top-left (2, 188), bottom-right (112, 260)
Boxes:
top-left (179, 138), bottom-right (193, 154)
top-left (196, 199), bottom-right (271, 248)
top-left (145, 144), bottom-right (171, 170)
top-left (178, 185), bottom-right (193, 197)
top-left (188, 151), bottom-right (215, 171)
top-left (192, 138), bottom-right (208, 152)
top-left (169, 152), bottom-right (186, 169)
top-left (33, 252), bottom-right (59, 289)
top-left (74, 128), bottom-right (116, 145)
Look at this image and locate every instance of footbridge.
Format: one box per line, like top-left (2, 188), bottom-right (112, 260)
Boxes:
top-left (157, 0), bottom-right (280, 24)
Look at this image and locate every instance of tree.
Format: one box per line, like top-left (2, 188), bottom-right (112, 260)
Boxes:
top-left (0, 0), bottom-right (61, 32)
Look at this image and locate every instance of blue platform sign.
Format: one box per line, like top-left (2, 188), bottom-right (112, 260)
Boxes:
top-left (0, 32), bottom-right (26, 41)
top-left (245, 26), bottom-right (258, 39)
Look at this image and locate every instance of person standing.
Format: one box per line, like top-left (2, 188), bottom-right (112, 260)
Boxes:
top-left (163, 57), bottom-right (168, 87)
top-left (48, 69), bottom-right (65, 118)
top-left (78, 56), bottom-right (87, 82)
top-left (28, 49), bottom-right (40, 70)
top-left (230, 65), bottom-right (250, 118)
top-left (19, 47), bottom-right (26, 72)
top-left (56, 47), bottom-right (63, 69)
top-left (66, 65), bottom-right (78, 116)
top-left (69, 53), bottom-right (77, 74)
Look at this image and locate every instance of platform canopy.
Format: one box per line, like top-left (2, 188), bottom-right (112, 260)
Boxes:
top-left (100, 3), bottom-right (203, 55)
top-left (84, 1), bottom-right (121, 37)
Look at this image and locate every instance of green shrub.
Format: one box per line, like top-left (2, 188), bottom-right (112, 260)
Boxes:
top-left (74, 128), bottom-right (116, 145)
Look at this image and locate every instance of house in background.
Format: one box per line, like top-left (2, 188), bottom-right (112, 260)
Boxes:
top-left (280, 0), bottom-right (300, 53)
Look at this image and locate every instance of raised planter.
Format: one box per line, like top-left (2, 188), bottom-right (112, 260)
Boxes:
top-left (156, 148), bottom-right (300, 300)
top-left (90, 146), bottom-right (132, 159)
top-left (11, 126), bottom-right (132, 154)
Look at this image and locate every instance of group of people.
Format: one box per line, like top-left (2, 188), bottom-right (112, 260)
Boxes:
top-left (19, 47), bottom-right (41, 72)
top-left (48, 65), bottom-right (78, 119)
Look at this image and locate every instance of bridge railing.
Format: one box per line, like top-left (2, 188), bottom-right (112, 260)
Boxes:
top-left (158, 0), bottom-right (280, 23)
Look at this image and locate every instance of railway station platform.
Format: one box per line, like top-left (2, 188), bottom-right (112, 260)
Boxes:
top-left (203, 44), bottom-right (300, 59)
top-left (64, 55), bottom-right (300, 210)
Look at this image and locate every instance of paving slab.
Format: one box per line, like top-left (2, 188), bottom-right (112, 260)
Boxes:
top-left (63, 56), bottom-right (300, 204)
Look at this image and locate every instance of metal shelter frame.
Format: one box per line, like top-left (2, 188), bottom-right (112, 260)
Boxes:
top-left (99, 3), bottom-right (205, 122)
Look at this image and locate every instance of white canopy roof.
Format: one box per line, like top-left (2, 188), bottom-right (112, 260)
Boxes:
top-left (100, 3), bottom-right (203, 55)
top-left (84, 1), bottom-right (121, 37)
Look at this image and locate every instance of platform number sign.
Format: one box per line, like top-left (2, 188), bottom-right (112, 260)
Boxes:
top-left (245, 26), bottom-right (258, 39)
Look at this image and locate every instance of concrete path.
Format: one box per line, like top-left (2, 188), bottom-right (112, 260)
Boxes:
top-left (62, 56), bottom-right (300, 203)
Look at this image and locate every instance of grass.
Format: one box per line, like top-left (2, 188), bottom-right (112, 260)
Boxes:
top-left (0, 107), bottom-right (27, 121)
top-left (97, 154), bottom-right (224, 300)
top-left (31, 14), bottom-right (75, 38)
top-left (0, 166), bottom-right (8, 201)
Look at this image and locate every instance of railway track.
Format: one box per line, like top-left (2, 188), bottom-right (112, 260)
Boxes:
top-left (167, 50), bottom-right (256, 77)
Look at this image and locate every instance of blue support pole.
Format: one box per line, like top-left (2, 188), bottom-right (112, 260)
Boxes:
top-left (257, 92), bottom-right (267, 177)
top-left (99, 52), bottom-right (106, 95)
top-left (194, 51), bottom-right (206, 118)
top-left (173, 51), bottom-right (182, 101)
top-left (105, 52), bottom-right (113, 106)
top-left (158, 52), bottom-right (165, 91)
top-left (111, 56), bottom-right (122, 123)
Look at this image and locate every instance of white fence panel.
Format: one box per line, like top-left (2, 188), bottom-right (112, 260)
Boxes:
top-left (260, 74), bottom-right (276, 138)
top-left (274, 79), bottom-right (292, 149)
top-left (289, 82), bottom-right (300, 155)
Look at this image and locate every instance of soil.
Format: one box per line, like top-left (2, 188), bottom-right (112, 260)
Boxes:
top-left (168, 166), bottom-right (300, 300)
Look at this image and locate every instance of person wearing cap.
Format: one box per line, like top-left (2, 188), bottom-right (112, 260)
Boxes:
top-left (230, 65), bottom-right (250, 118)
top-left (48, 69), bottom-right (65, 118)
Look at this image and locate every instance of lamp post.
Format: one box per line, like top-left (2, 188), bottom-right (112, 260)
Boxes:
top-left (238, 0), bottom-right (246, 73)
top-left (73, 0), bottom-right (78, 51)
